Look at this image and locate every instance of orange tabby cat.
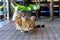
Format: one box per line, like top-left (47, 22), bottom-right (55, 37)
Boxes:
top-left (15, 12), bottom-right (36, 33)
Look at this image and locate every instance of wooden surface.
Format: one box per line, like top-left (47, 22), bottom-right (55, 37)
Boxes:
top-left (0, 20), bottom-right (60, 40)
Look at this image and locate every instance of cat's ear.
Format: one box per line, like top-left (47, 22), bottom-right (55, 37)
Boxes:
top-left (30, 16), bottom-right (35, 21)
top-left (21, 17), bottom-right (26, 22)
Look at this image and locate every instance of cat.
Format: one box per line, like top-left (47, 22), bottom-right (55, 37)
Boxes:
top-left (15, 12), bottom-right (36, 33)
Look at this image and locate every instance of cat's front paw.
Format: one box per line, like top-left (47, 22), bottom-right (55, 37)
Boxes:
top-left (20, 30), bottom-right (24, 32)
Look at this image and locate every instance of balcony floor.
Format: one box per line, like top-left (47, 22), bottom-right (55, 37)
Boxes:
top-left (0, 19), bottom-right (60, 40)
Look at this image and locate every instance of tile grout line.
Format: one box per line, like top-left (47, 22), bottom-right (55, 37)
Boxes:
top-left (9, 31), bottom-right (17, 40)
top-left (47, 22), bottom-right (57, 40)
top-left (44, 26), bottom-right (51, 40)
top-left (2, 28), bottom-right (12, 40)
top-left (40, 28), bottom-right (44, 40)
top-left (0, 25), bottom-right (13, 40)
top-left (51, 24), bottom-right (60, 39)
top-left (22, 33), bottom-right (27, 40)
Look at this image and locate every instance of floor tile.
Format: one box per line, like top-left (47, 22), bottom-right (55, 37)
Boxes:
top-left (0, 20), bottom-right (60, 40)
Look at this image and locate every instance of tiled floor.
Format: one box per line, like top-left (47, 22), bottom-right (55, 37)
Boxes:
top-left (0, 19), bottom-right (60, 40)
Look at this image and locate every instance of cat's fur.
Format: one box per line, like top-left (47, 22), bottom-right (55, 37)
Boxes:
top-left (15, 12), bottom-right (36, 33)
